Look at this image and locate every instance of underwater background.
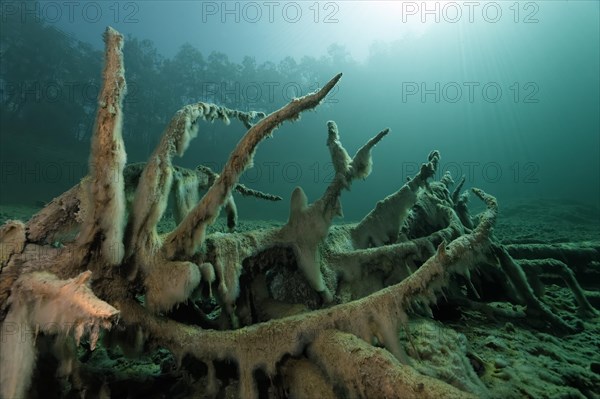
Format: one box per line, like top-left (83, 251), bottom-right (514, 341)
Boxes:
top-left (1, 0), bottom-right (598, 222)
top-left (1, 2), bottom-right (600, 399)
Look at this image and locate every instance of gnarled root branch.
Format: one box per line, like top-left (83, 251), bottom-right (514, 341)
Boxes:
top-left (308, 330), bottom-right (476, 399)
top-left (0, 271), bottom-right (118, 399)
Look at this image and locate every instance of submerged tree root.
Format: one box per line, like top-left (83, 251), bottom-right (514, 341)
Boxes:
top-left (1, 27), bottom-right (597, 399)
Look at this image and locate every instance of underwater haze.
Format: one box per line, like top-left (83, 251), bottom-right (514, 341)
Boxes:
top-left (1, 0), bottom-right (598, 221)
top-left (2, 2), bottom-right (600, 399)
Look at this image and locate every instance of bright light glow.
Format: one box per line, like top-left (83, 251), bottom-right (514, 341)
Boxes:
top-left (324, 1), bottom-right (453, 61)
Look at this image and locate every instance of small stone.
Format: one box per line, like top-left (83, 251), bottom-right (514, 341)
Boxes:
top-left (494, 357), bottom-right (508, 369)
top-left (495, 370), bottom-right (512, 381)
top-left (503, 322), bottom-right (515, 333)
